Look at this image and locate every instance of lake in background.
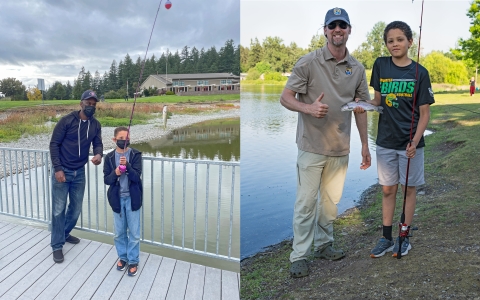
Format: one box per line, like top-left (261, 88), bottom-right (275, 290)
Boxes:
top-left (241, 85), bottom-right (380, 259)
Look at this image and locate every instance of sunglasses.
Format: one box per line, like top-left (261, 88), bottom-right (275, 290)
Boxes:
top-left (327, 21), bottom-right (348, 30)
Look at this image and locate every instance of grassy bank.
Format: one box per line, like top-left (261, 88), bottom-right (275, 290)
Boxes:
top-left (0, 100), bottom-right (238, 143)
top-left (241, 92), bottom-right (480, 299)
top-left (0, 93), bottom-right (239, 111)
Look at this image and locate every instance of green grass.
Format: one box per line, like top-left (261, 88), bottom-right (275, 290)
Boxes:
top-left (240, 91), bottom-right (480, 299)
top-left (0, 93), bottom-right (239, 112)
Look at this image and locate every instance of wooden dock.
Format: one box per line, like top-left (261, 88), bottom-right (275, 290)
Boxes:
top-left (0, 221), bottom-right (240, 299)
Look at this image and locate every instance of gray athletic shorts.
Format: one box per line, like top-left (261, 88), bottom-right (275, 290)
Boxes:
top-left (376, 145), bottom-right (425, 186)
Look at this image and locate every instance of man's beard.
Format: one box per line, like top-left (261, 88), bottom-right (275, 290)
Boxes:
top-left (330, 35), bottom-right (346, 47)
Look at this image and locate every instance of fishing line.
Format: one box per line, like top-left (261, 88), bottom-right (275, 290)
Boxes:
top-left (396, 0), bottom-right (424, 259)
top-left (119, 0), bottom-right (166, 172)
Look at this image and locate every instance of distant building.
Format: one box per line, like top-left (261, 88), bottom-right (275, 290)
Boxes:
top-left (139, 73), bottom-right (240, 95)
top-left (0, 92), bottom-right (5, 98)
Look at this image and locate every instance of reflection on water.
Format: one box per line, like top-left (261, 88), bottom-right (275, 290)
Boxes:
top-left (241, 85), bottom-right (380, 259)
top-left (131, 118), bottom-right (240, 162)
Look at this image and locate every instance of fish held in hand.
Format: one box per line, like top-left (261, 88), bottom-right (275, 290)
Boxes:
top-left (341, 101), bottom-right (383, 114)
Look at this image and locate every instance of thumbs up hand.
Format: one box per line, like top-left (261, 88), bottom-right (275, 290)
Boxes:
top-left (306, 93), bottom-right (329, 118)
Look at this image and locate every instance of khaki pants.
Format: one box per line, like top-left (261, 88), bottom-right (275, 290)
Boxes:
top-left (290, 150), bottom-right (349, 263)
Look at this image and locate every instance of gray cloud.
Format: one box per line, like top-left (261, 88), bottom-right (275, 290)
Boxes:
top-left (0, 0), bottom-right (240, 87)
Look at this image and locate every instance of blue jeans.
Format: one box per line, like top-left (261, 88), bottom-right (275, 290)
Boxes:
top-left (113, 196), bottom-right (140, 264)
top-left (51, 167), bottom-right (85, 251)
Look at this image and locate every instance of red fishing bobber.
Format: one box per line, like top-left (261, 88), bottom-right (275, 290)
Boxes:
top-left (165, 0), bottom-right (172, 9)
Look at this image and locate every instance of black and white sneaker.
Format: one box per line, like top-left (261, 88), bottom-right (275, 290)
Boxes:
top-left (370, 237), bottom-right (394, 258)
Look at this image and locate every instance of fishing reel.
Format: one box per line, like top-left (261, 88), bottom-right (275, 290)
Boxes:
top-left (398, 223), bottom-right (419, 238)
top-left (119, 165), bottom-right (127, 173)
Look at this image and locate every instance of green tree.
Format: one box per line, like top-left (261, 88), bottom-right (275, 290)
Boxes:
top-left (107, 60), bottom-right (118, 91)
top-left (262, 36), bottom-right (287, 72)
top-left (254, 61), bottom-right (272, 74)
top-left (55, 83), bottom-right (66, 100)
top-left (352, 22), bottom-right (388, 69)
top-left (218, 39), bottom-right (236, 73)
top-left (65, 81), bottom-right (73, 99)
top-left (240, 45), bottom-right (249, 72)
top-left (453, 0), bottom-right (480, 68)
top-left (422, 51), bottom-right (468, 84)
top-left (285, 42), bottom-right (305, 72)
top-left (190, 47), bottom-right (200, 73)
top-left (82, 71), bottom-right (92, 92)
top-left (0, 78), bottom-right (26, 100)
top-left (247, 38), bottom-right (263, 70)
top-left (422, 52), bottom-right (451, 83)
top-left (308, 33), bottom-right (326, 52)
top-left (180, 45), bottom-right (192, 73)
top-left (233, 45), bottom-right (241, 76)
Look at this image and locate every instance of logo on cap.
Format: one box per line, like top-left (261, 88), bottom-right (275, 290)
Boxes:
top-left (90, 92), bottom-right (95, 96)
top-left (333, 8), bottom-right (341, 15)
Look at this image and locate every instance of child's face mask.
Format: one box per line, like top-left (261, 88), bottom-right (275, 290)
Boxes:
top-left (116, 139), bottom-right (130, 149)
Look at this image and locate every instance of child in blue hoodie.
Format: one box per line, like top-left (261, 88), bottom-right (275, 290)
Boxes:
top-left (103, 126), bottom-right (143, 276)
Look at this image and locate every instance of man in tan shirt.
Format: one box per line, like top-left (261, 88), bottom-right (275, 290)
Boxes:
top-left (280, 7), bottom-right (371, 278)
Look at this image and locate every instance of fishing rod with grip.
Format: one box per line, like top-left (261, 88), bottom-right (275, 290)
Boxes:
top-left (119, 0), bottom-right (165, 173)
top-left (397, 0), bottom-right (424, 259)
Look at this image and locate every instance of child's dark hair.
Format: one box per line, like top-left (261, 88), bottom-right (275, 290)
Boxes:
top-left (383, 21), bottom-right (413, 44)
top-left (114, 126), bottom-right (129, 137)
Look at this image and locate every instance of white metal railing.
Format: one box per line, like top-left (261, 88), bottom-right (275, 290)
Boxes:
top-left (0, 147), bottom-right (240, 263)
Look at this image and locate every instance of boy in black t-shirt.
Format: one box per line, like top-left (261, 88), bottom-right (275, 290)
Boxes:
top-left (355, 21), bottom-right (434, 258)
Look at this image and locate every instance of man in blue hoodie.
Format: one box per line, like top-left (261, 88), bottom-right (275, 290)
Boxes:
top-left (49, 89), bottom-right (103, 263)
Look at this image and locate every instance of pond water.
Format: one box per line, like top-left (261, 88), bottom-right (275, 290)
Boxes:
top-left (240, 85), bottom-right (380, 259)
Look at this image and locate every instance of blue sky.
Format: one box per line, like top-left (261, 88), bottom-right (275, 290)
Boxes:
top-left (241, 0), bottom-right (472, 55)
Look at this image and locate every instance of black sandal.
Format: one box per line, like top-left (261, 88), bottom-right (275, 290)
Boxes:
top-left (116, 259), bottom-right (127, 271)
top-left (128, 264), bottom-right (138, 276)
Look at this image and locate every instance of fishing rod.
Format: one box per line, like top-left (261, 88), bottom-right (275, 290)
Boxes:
top-left (396, 0), bottom-right (424, 259)
top-left (119, 0), bottom-right (171, 172)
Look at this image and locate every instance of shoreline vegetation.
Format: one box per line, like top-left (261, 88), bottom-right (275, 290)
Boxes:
top-left (241, 92), bottom-right (480, 299)
top-left (0, 94), bottom-right (239, 143)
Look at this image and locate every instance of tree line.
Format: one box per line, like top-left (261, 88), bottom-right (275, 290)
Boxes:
top-left (241, 19), bottom-right (477, 85)
top-left (0, 39), bottom-right (240, 101)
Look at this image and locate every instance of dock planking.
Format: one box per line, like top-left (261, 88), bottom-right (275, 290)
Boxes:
top-left (0, 221), bottom-right (239, 299)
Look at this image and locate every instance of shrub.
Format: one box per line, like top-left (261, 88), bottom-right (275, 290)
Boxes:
top-left (246, 68), bottom-right (261, 80)
top-left (166, 91), bottom-right (175, 95)
top-left (264, 72), bottom-right (287, 81)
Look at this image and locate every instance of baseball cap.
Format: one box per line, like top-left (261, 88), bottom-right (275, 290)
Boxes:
top-left (81, 90), bottom-right (99, 101)
top-left (324, 7), bottom-right (350, 25)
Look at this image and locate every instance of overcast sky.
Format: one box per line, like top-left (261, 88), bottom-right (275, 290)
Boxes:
top-left (0, 0), bottom-right (240, 88)
top-left (241, 0), bottom-right (472, 56)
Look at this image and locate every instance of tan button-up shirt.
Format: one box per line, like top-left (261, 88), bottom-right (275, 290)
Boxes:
top-left (286, 45), bottom-right (370, 156)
